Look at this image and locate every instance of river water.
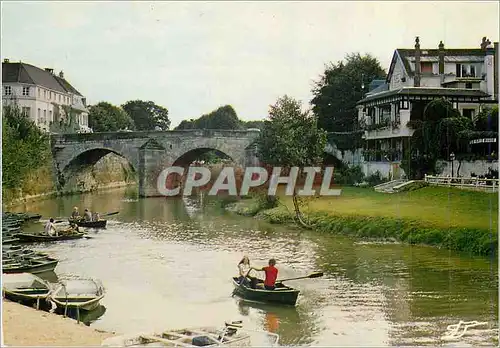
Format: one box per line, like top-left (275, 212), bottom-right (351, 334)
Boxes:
top-left (10, 187), bottom-right (499, 346)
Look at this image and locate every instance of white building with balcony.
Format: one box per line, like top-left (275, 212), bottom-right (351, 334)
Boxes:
top-left (356, 37), bottom-right (498, 179)
top-left (2, 59), bottom-right (91, 133)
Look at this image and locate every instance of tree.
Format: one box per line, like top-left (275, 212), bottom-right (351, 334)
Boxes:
top-left (311, 53), bottom-right (386, 134)
top-left (174, 105), bottom-right (243, 130)
top-left (257, 95), bottom-right (327, 228)
top-left (122, 100), bottom-right (170, 131)
top-left (88, 102), bottom-right (136, 132)
top-left (402, 98), bottom-right (473, 178)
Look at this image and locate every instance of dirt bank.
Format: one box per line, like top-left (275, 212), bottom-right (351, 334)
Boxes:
top-left (2, 300), bottom-right (114, 346)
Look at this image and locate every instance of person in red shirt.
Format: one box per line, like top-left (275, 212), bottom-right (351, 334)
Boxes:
top-left (251, 259), bottom-right (278, 290)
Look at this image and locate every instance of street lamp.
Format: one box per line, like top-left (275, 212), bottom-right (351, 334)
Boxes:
top-left (450, 152), bottom-right (455, 178)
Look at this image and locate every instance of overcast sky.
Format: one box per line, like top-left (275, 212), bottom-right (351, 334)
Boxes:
top-left (2, 1), bottom-right (499, 127)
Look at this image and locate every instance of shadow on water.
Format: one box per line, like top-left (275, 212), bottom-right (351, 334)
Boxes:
top-left (36, 270), bottom-right (59, 283)
top-left (54, 305), bottom-right (107, 326)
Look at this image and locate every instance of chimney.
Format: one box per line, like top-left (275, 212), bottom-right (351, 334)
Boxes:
top-left (59, 70), bottom-right (64, 79)
top-left (3, 58), bottom-right (9, 63)
top-left (414, 36), bottom-right (421, 87)
top-left (44, 68), bottom-right (54, 74)
top-left (481, 37), bottom-right (492, 51)
top-left (484, 43), bottom-right (495, 100)
top-left (438, 41), bottom-right (445, 75)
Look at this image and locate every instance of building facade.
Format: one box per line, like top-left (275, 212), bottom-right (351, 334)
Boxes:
top-left (356, 37), bottom-right (498, 179)
top-left (2, 59), bottom-right (91, 133)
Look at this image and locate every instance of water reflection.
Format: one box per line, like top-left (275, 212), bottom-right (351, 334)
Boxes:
top-left (6, 187), bottom-right (498, 346)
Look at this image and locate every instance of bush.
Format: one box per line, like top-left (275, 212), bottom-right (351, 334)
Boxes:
top-left (334, 165), bottom-right (364, 185)
top-left (365, 171), bottom-right (386, 186)
top-left (2, 105), bottom-right (52, 195)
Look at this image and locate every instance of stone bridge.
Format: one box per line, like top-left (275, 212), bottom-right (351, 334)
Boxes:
top-left (51, 129), bottom-right (359, 197)
top-left (51, 129), bottom-right (261, 197)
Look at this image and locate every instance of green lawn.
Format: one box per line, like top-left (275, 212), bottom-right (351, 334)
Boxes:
top-left (280, 186), bottom-right (498, 231)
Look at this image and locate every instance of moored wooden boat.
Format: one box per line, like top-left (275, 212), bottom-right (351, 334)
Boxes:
top-left (2, 273), bottom-right (52, 309)
top-left (232, 277), bottom-right (300, 306)
top-left (101, 321), bottom-right (279, 347)
top-left (69, 219), bottom-right (107, 228)
top-left (2, 257), bottom-right (59, 274)
top-left (15, 232), bottom-right (85, 243)
top-left (50, 278), bottom-right (105, 312)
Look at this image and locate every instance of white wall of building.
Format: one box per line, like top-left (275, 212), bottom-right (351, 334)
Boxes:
top-left (437, 160), bottom-right (498, 177)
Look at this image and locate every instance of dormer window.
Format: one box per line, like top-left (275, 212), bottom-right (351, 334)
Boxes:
top-left (22, 86), bottom-right (30, 96)
top-left (421, 62), bottom-right (433, 74)
top-left (456, 64), bottom-right (476, 77)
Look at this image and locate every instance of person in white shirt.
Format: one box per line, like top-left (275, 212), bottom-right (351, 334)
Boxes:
top-left (44, 218), bottom-right (57, 236)
top-left (237, 256), bottom-right (257, 287)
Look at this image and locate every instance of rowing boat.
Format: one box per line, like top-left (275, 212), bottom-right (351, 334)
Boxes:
top-left (50, 278), bottom-right (105, 312)
top-left (2, 257), bottom-right (58, 274)
top-left (101, 321), bottom-right (280, 347)
top-left (232, 277), bottom-right (300, 306)
top-left (2, 273), bottom-right (52, 309)
top-left (69, 219), bottom-right (107, 228)
top-left (15, 232), bottom-right (85, 243)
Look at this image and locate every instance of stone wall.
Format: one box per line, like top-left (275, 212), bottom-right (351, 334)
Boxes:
top-left (436, 160), bottom-right (498, 177)
top-left (63, 153), bottom-right (136, 193)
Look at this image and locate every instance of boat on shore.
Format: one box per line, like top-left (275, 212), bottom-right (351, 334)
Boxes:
top-left (101, 321), bottom-right (280, 347)
top-left (2, 273), bottom-right (52, 310)
top-left (2, 257), bottom-right (59, 274)
top-left (69, 219), bottom-right (107, 228)
top-left (50, 278), bottom-right (105, 312)
top-left (15, 232), bottom-right (85, 243)
top-left (232, 277), bottom-right (300, 306)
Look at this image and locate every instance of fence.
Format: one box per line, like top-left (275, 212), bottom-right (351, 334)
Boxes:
top-left (424, 175), bottom-right (499, 193)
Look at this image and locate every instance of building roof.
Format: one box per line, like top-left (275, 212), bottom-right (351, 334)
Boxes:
top-left (54, 75), bottom-right (83, 96)
top-left (387, 48), bottom-right (486, 83)
top-left (357, 87), bottom-right (490, 104)
top-left (2, 61), bottom-right (83, 96)
top-left (366, 82), bottom-right (389, 96)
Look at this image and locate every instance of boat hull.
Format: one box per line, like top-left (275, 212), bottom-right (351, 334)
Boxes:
top-left (52, 296), bottom-right (103, 311)
top-left (232, 277), bottom-right (299, 306)
top-left (2, 259), bottom-right (59, 274)
top-left (70, 220), bottom-right (107, 228)
top-left (15, 233), bottom-right (85, 243)
top-left (3, 290), bottom-right (52, 310)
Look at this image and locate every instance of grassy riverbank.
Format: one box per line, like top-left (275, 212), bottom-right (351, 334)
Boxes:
top-left (227, 186), bottom-right (498, 256)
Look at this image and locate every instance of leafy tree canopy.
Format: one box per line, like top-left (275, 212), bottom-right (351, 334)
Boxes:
top-left (88, 102), bottom-right (136, 132)
top-left (257, 95), bottom-right (327, 168)
top-left (174, 105), bottom-right (264, 130)
top-left (122, 100), bottom-right (170, 131)
top-left (311, 53), bottom-right (386, 132)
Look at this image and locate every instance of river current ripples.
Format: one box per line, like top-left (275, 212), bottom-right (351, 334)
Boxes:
top-left (11, 188), bottom-right (498, 346)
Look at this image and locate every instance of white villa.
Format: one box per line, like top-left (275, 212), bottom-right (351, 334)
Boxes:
top-left (2, 59), bottom-right (91, 133)
top-left (357, 37), bottom-right (498, 179)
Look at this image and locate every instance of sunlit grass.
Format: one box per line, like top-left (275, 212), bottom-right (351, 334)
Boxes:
top-left (278, 186), bottom-right (498, 231)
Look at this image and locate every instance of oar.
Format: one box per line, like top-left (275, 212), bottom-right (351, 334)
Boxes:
top-left (277, 271), bottom-right (324, 283)
top-left (102, 211), bottom-right (119, 217)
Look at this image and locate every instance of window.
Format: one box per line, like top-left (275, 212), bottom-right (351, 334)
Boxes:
top-left (456, 64), bottom-right (477, 77)
top-left (462, 109), bottom-right (475, 119)
top-left (400, 99), bottom-right (409, 110)
top-left (22, 86), bottom-right (30, 96)
top-left (43, 90), bottom-right (46, 99)
top-left (58, 94), bottom-right (61, 102)
top-left (465, 82), bottom-right (473, 89)
top-left (38, 88), bottom-right (41, 98)
top-left (21, 107), bottom-right (31, 117)
top-left (37, 108), bottom-right (41, 124)
top-left (4, 86), bottom-right (12, 95)
top-left (421, 62), bottom-right (433, 74)
top-left (49, 110), bottom-right (53, 122)
top-left (43, 110), bottom-right (46, 124)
